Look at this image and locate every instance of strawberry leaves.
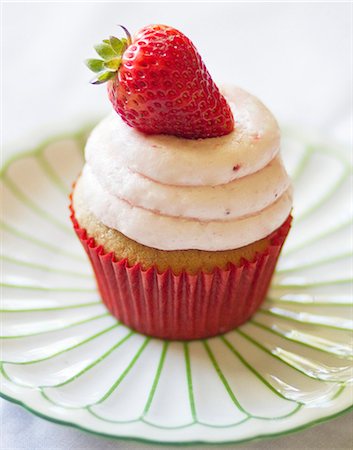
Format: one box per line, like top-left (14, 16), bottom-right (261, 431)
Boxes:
top-left (110, 36), bottom-right (126, 54)
top-left (94, 43), bottom-right (117, 60)
top-left (85, 33), bottom-right (129, 85)
top-left (85, 59), bottom-right (105, 73)
top-left (91, 71), bottom-right (116, 85)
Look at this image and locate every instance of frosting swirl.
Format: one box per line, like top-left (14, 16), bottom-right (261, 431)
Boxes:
top-left (76, 86), bottom-right (292, 251)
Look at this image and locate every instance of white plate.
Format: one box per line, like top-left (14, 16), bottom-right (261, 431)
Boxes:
top-left (1, 127), bottom-right (352, 445)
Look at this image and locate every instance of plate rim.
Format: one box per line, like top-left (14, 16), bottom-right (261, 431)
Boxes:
top-left (1, 391), bottom-right (352, 447)
top-left (1, 126), bottom-right (352, 446)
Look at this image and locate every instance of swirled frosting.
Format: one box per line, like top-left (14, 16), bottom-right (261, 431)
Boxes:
top-left (76, 86), bottom-right (292, 251)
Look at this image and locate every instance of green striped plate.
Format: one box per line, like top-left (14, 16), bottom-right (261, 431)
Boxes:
top-left (1, 127), bottom-right (352, 445)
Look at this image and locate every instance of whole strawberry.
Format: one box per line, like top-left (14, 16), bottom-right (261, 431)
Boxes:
top-left (86, 24), bottom-right (234, 139)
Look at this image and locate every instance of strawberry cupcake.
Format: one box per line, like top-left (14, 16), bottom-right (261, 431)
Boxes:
top-left (71, 24), bottom-right (292, 340)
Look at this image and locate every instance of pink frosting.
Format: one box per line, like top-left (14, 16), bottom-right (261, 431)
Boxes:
top-left (77, 86), bottom-right (292, 251)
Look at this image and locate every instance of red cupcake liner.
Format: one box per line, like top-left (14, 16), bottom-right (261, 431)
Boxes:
top-left (70, 201), bottom-right (292, 340)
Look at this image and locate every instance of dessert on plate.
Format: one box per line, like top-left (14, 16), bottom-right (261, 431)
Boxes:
top-left (71, 24), bottom-right (293, 340)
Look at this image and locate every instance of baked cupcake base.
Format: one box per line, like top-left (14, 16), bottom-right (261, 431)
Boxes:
top-left (73, 189), bottom-right (273, 275)
top-left (71, 193), bottom-right (292, 340)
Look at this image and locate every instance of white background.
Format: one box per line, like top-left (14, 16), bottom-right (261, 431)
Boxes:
top-left (2, 2), bottom-right (352, 449)
top-left (2, 1), bottom-right (352, 153)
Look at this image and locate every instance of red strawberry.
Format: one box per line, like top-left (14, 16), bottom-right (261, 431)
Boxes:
top-left (86, 24), bottom-right (234, 139)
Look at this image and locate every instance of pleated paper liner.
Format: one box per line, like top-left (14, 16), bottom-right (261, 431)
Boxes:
top-left (70, 201), bottom-right (292, 340)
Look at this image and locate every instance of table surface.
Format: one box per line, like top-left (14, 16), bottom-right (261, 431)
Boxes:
top-left (2, 2), bottom-right (352, 449)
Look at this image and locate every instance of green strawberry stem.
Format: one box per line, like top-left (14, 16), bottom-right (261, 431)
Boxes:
top-left (85, 25), bottom-right (132, 85)
top-left (118, 24), bottom-right (132, 46)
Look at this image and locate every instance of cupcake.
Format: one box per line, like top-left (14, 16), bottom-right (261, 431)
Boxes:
top-left (72, 24), bottom-right (292, 340)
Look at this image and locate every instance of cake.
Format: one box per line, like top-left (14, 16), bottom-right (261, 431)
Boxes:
top-left (71, 24), bottom-right (293, 340)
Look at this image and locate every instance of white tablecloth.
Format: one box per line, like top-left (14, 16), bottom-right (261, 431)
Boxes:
top-left (2, 2), bottom-right (352, 449)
